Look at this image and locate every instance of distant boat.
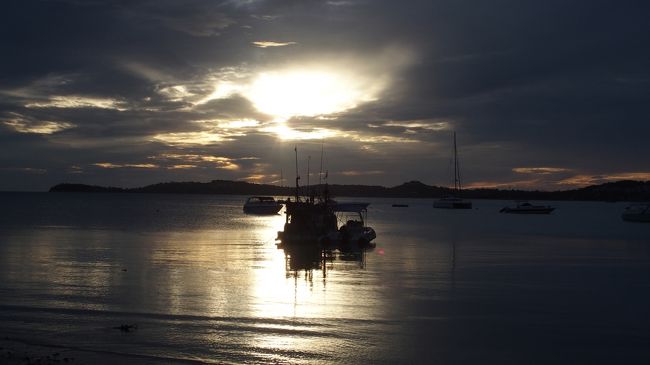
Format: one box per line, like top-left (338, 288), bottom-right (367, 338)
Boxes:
top-left (433, 196), bottom-right (472, 209)
top-left (621, 203), bottom-right (650, 222)
top-left (433, 132), bottom-right (472, 209)
top-left (243, 196), bottom-right (283, 215)
top-left (500, 201), bottom-right (555, 214)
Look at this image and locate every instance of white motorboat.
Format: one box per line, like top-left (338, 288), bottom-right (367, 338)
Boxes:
top-left (243, 196), bottom-right (283, 215)
top-left (500, 201), bottom-right (555, 214)
top-left (318, 203), bottom-right (376, 250)
top-left (433, 132), bottom-right (472, 209)
top-left (621, 203), bottom-right (650, 222)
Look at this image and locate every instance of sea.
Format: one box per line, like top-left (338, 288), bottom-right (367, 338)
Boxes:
top-left (0, 192), bottom-right (649, 364)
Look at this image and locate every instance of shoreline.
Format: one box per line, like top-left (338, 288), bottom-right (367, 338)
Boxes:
top-left (0, 337), bottom-right (199, 365)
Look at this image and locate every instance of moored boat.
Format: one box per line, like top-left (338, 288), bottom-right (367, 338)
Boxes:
top-left (277, 200), bottom-right (337, 243)
top-left (243, 196), bottom-right (283, 215)
top-left (321, 203), bottom-right (376, 250)
top-left (276, 146), bottom-right (376, 250)
top-left (621, 203), bottom-right (650, 222)
top-left (500, 201), bottom-right (555, 214)
top-left (433, 196), bottom-right (472, 209)
top-left (433, 132), bottom-right (473, 209)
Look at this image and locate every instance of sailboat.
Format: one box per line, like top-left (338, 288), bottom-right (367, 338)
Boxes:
top-left (433, 132), bottom-right (473, 209)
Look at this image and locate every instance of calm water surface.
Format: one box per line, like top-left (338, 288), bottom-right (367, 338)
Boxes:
top-left (0, 192), bottom-right (649, 364)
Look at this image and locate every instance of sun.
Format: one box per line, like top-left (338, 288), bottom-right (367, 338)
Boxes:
top-left (247, 69), bottom-right (373, 119)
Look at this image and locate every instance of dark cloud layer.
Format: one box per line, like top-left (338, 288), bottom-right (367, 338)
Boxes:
top-left (2, 0), bottom-right (649, 191)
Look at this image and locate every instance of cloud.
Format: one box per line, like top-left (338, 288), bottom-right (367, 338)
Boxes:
top-left (558, 172), bottom-right (650, 187)
top-left (1, 1), bottom-right (650, 191)
top-left (25, 96), bottom-right (129, 111)
top-left (464, 179), bottom-right (543, 190)
top-left (150, 131), bottom-right (233, 146)
top-left (151, 153), bottom-right (240, 170)
top-left (153, 13), bottom-right (235, 37)
top-left (0, 167), bottom-right (47, 174)
top-left (252, 41), bottom-right (297, 48)
top-left (339, 170), bottom-right (384, 176)
top-left (512, 167), bottom-right (572, 175)
top-left (3, 115), bottom-right (75, 134)
top-left (168, 164), bottom-right (197, 169)
top-left (94, 163), bottom-right (158, 169)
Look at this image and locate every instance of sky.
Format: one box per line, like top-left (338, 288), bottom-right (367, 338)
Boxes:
top-left (2, 0), bottom-right (650, 191)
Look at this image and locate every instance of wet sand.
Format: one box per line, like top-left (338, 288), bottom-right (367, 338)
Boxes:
top-left (0, 338), bottom-right (193, 365)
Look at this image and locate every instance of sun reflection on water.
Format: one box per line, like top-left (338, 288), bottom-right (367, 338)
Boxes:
top-left (241, 211), bottom-right (384, 361)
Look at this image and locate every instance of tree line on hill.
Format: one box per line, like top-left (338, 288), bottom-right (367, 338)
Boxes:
top-left (49, 179), bottom-right (650, 202)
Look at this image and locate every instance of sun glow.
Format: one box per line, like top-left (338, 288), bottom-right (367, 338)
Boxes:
top-left (248, 69), bottom-right (376, 118)
top-left (261, 122), bottom-right (337, 140)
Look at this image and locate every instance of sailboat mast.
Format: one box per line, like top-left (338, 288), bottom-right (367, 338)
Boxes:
top-left (307, 156), bottom-right (311, 188)
top-left (319, 142), bottom-right (324, 186)
top-left (453, 132), bottom-right (458, 191)
top-left (454, 132), bottom-right (462, 192)
top-left (294, 146), bottom-right (300, 200)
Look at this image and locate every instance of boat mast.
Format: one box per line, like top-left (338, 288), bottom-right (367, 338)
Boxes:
top-left (453, 132), bottom-right (462, 192)
top-left (307, 155), bottom-right (313, 202)
top-left (319, 142), bottom-right (324, 186)
top-left (294, 146), bottom-right (301, 201)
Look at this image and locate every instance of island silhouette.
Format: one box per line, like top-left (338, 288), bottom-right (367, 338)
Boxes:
top-left (49, 179), bottom-right (650, 202)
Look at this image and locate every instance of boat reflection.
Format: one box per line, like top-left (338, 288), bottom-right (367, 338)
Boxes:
top-left (278, 242), bottom-right (370, 275)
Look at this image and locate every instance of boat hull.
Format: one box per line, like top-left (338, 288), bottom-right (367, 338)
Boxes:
top-left (622, 213), bottom-right (650, 222)
top-left (500, 207), bottom-right (555, 214)
top-left (433, 201), bottom-right (472, 209)
top-left (621, 204), bottom-right (650, 222)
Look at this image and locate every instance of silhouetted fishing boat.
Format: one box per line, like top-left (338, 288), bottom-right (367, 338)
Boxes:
top-left (243, 196), bottom-right (283, 215)
top-left (276, 146), bottom-right (376, 249)
top-left (433, 132), bottom-right (472, 209)
top-left (500, 201), bottom-right (555, 214)
top-left (277, 196), bottom-right (337, 242)
top-left (621, 203), bottom-right (650, 222)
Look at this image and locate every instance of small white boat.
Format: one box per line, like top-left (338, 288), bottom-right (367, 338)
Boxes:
top-left (500, 201), bottom-right (555, 214)
top-left (622, 203), bottom-right (650, 222)
top-left (243, 196), bottom-right (283, 215)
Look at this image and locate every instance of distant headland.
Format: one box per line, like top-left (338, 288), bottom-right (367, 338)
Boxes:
top-left (48, 179), bottom-right (650, 202)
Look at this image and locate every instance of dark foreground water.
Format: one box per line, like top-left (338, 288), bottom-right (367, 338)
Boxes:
top-left (0, 192), bottom-right (649, 364)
